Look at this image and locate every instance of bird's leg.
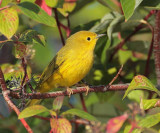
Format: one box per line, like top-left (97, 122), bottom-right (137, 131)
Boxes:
top-left (66, 87), bottom-right (73, 97)
top-left (84, 86), bottom-right (90, 96)
top-left (76, 81), bottom-right (90, 96)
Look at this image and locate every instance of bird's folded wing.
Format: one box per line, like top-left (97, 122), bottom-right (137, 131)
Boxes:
top-left (38, 54), bottom-right (64, 85)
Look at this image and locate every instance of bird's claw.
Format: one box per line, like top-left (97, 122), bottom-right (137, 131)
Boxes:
top-left (85, 86), bottom-right (90, 96)
top-left (67, 87), bottom-right (73, 97)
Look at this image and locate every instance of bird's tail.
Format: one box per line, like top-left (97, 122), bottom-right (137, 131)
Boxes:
top-left (25, 83), bottom-right (54, 107)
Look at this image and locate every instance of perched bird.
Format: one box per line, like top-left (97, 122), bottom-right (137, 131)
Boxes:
top-left (27, 31), bottom-right (105, 106)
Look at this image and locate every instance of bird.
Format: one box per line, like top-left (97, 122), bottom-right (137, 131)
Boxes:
top-left (27, 31), bottom-right (105, 106)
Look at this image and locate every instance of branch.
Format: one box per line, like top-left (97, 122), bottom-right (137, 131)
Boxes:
top-left (144, 20), bottom-right (154, 77)
top-left (0, 68), bottom-right (33, 133)
top-left (54, 8), bottom-right (65, 46)
top-left (109, 10), bottom-right (155, 62)
top-left (60, 22), bottom-right (71, 38)
top-left (9, 84), bottom-right (129, 99)
top-left (21, 58), bottom-right (27, 92)
top-left (153, 10), bottom-right (160, 86)
top-left (79, 93), bottom-right (88, 112)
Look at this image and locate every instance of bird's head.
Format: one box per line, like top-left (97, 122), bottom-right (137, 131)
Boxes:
top-left (66, 31), bottom-right (105, 51)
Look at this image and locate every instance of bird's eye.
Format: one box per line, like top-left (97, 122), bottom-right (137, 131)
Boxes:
top-left (87, 37), bottom-right (91, 41)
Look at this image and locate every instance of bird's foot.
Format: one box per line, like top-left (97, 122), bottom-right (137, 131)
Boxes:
top-left (85, 86), bottom-right (90, 96)
top-left (67, 87), bottom-right (73, 97)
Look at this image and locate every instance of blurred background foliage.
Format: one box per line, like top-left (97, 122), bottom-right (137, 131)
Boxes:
top-left (0, 0), bottom-right (160, 132)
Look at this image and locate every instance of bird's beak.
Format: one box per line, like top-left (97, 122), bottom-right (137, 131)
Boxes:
top-left (96, 34), bottom-right (106, 38)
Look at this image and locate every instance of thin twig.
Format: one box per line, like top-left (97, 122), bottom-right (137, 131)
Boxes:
top-left (143, 20), bottom-right (154, 77)
top-left (21, 58), bottom-right (34, 92)
top-left (54, 8), bottom-right (65, 46)
top-left (0, 68), bottom-right (33, 133)
top-left (21, 58), bottom-right (27, 91)
top-left (109, 65), bottom-right (123, 86)
top-left (79, 94), bottom-right (88, 112)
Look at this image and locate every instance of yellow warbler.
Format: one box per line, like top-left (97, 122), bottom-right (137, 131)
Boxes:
top-left (27, 31), bottom-right (105, 106)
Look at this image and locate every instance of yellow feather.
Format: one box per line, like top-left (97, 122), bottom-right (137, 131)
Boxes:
top-left (27, 31), bottom-right (103, 106)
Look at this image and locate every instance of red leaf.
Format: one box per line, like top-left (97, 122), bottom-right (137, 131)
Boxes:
top-left (35, 0), bottom-right (52, 16)
top-left (106, 113), bottom-right (128, 133)
top-left (50, 118), bottom-right (72, 133)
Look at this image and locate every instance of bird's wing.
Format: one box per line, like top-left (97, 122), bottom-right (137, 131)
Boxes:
top-left (38, 54), bottom-right (64, 85)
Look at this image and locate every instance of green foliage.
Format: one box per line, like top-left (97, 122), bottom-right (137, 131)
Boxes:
top-left (141, 0), bottom-right (160, 10)
top-left (52, 96), bottom-right (64, 111)
top-left (123, 75), bottom-right (160, 99)
top-left (18, 105), bottom-right (49, 119)
top-left (137, 113), bottom-right (160, 130)
top-left (120, 0), bottom-right (143, 20)
top-left (0, 7), bottom-right (19, 39)
top-left (19, 30), bottom-right (46, 46)
top-left (90, 12), bottom-right (124, 34)
top-left (18, 2), bottom-right (56, 27)
top-left (0, 0), bottom-right (12, 8)
top-left (140, 99), bottom-right (159, 110)
top-left (61, 108), bottom-right (97, 121)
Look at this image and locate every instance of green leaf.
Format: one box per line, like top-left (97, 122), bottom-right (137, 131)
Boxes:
top-left (61, 109), bottom-right (97, 121)
top-left (57, 1), bottom-right (76, 17)
top-left (0, 0), bottom-right (12, 7)
top-left (90, 12), bottom-right (122, 33)
top-left (120, 0), bottom-right (143, 20)
top-left (0, 7), bottom-right (19, 39)
top-left (49, 110), bottom-right (57, 116)
top-left (140, 0), bottom-right (160, 10)
top-left (123, 75), bottom-right (160, 99)
top-left (138, 113), bottom-right (160, 128)
top-left (101, 0), bottom-right (122, 13)
top-left (1, 63), bottom-right (31, 89)
top-left (140, 99), bottom-right (159, 110)
top-left (19, 30), bottom-right (46, 46)
top-left (18, 105), bottom-right (49, 119)
top-left (107, 15), bottom-right (124, 40)
top-left (45, 0), bottom-right (64, 8)
top-left (101, 39), bottom-right (111, 65)
top-left (52, 96), bottom-right (64, 111)
top-left (127, 90), bottom-right (146, 103)
top-left (124, 125), bottom-right (132, 133)
top-left (18, 2), bottom-right (56, 27)
top-left (124, 125), bottom-right (141, 133)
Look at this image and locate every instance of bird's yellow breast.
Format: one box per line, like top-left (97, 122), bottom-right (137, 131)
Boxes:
top-left (46, 50), bottom-right (94, 89)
